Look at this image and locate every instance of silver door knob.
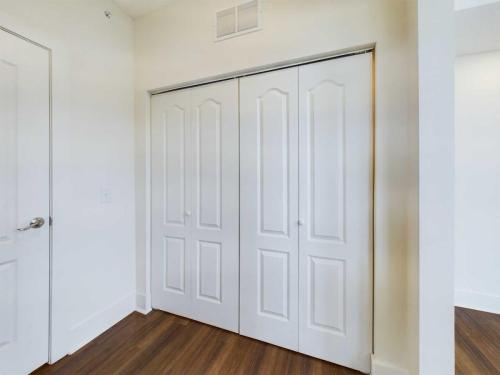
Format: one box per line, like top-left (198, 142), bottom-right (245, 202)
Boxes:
top-left (17, 217), bottom-right (45, 231)
top-left (297, 219), bottom-right (305, 226)
top-left (185, 211), bottom-right (191, 217)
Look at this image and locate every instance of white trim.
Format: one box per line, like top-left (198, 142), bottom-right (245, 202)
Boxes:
top-left (135, 292), bottom-right (152, 315)
top-left (145, 91), bottom-right (153, 313)
top-left (215, 26), bottom-right (262, 42)
top-left (455, 289), bottom-right (500, 314)
top-left (135, 307), bottom-right (153, 316)
top-left (371, 355), bottom-right (409, 375)
top-left (149, 45), bottom-right (374, 95)
top-left (68, 292), bottom-right (135, 354)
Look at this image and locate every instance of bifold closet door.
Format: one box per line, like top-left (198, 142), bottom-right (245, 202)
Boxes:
top-left (298, 54), bottom-right (372, 373)
top-left (151, 79), bottom-right (239, 332)
top-left (190, 82), bottom-right (239, 330)
top-left (240, 67), bottom-right (299, 350)
top-left (239, 53), bottom-right (372, 372)
top-left (151, 89), bottom-right (191, 319)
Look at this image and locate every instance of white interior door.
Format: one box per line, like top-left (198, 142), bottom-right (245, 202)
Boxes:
top-left (239, 68), bottom-right (299, 350)
top-left (151, 80), bottom-right (239, 332)
top-left (298, 54), bottom-right (372, 373)
top-left (0, 30), bottom-right (50, 375)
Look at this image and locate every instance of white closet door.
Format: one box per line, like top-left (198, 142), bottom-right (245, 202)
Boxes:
top-left (152, 89), bottom-right (192, 318)
top-left (189, 81), bottom-right (239, 332)
top-left (298, 54), bottom-right (373, 373)
top-left (151, 80), bottom-right (239, 332)
top-left (240, 68), bottom-right (299, 350)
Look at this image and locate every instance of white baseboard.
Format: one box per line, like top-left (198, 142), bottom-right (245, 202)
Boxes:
top-left (68, 292), bottom-right (135, 354)
top-left (371, 355), bottom-right (409, 375)
top-left (135, 292), bottom-right (152, 315)
top-left (455, 289), bottom-right (500, 314)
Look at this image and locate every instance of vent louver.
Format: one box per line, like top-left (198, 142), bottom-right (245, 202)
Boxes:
top-left (216, 7), bottom-right (236, 38)
top-left (216, 0), bottom-right (260, 41)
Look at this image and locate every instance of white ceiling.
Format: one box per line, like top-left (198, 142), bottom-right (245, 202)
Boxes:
top-left (113, 0), bottom-right (176, 18)
top-left (114, 0), bottom-right (500, 18)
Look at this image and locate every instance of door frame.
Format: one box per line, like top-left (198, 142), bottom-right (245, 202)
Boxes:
top-left (0, 25), bottom-right (54, 364)
top-left (145, 44), bottom-right (376, 353)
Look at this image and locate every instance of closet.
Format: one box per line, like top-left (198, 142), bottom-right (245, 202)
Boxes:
top-left (151, 53), bottom-right (372, 373)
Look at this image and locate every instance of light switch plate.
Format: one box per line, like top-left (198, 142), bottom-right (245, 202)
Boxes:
top-left (100, 187), bottom-right (112, 204)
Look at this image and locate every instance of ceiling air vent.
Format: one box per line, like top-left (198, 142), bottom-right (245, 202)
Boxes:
top-left (216, 0), bottom-right (260, 41)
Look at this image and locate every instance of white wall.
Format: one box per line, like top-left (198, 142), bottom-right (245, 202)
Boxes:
top-left (134, 0), bottom-right (414, 373)
top-left (406, 1), bottom-right (420, 374)
top-left (416, 0), bottom-right (456, 374)
top-left (0, 0), bottom-right (136, 362)
top-left (454, 2), bottom-right (500, 315)
top-left (455, 51), bottom-right (500, 314)
top-left (407, 2), bottom-right (456, 374)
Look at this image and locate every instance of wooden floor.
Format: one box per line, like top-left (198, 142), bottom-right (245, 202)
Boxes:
top-left (33, 307), bottom-right (500, 375)
top-left (455, 307), bottom-right (500, 375)
top-left (34, 310), bottom-right (360, 375)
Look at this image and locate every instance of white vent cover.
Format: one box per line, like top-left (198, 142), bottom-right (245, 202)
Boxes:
top-left (216, 7), bottom-right (236, 38)
top-left (237, 0), bottom-right (259, 32)
top-left (216, 0), bottom-right (260, 40)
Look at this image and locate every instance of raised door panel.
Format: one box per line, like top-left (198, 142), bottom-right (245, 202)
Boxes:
top-left (0, 61), bottom-right (19, 352)
top-left (190, 80), bottom-right (239, 332)
top-left (308, 80), bottom-right (345, 242)
top-left (258, 89), bottom-right (290, 237)
top-left (197, 241), bottom-right (221, 303)
top-left (0, 61), bottom-right (17, 244)
top-left (196, 100), bottom-right (222, 230)
top-left (258, 249), bottom-right (289, 320)
top-left (164, 106), bottom-right (187, 226)
top-left (298, 54), bottom-right (373, 373)
top-left (0, 261), bottom-right (17, 349)
top-left (309, 257), bottom-right (345, 334)
top-left (163, 237), bottom-right (186, 294)
top-left (151, 90), bottom-right (192, 317)
top-left (240, 67), bottom-right (299, 350)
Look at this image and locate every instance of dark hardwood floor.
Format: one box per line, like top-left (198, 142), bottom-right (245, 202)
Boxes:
top-left (455, 307), bottom-right (500, 375)
top-left (33, 307), bottom-right (500, 375)
top-left (34, 310), bottom-right (360, 375)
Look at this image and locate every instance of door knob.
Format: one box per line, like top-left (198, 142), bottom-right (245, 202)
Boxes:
top-left (17, 217), bottom-right (45, 231)
top-left (185, 211), bottom-right (192, 217)
top-left (297, 219), bottom-right (305, 226)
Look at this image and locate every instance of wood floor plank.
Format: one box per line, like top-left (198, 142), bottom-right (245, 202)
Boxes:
top-left (33, 308), bottom-right (500, 375)
top-left (455, 307), bottom-right (500, 375)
